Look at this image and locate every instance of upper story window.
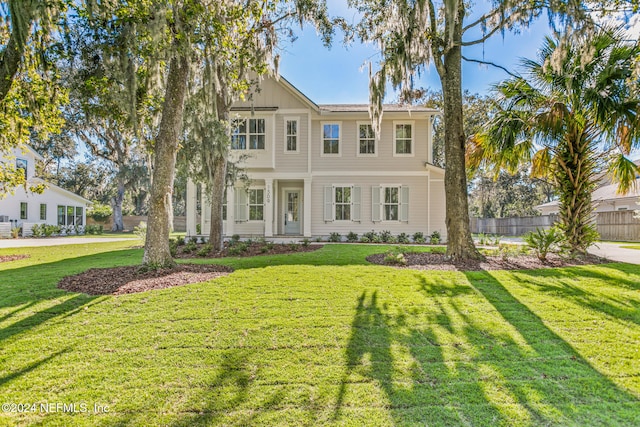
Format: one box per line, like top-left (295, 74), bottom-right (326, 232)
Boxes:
top-left (285, 118), bottom-right (299, 153)
top-left (357, 123), bottom-right (376, 156)
top-left (16, 158), bottom-right (27, 178)
top-left (321, 122), bottom-right (341, 156)
top-left (232, 118), bottom-right (265, 150)
top-left (394, 122), bottom-right (414, 156)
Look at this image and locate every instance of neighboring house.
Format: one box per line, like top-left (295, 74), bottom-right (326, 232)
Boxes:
top-left (0, 146), bottom-right (91, 237)
top-left (536, 178), bottom-right (640, 215)
top-left (185, 76), bottom-right (446, 240)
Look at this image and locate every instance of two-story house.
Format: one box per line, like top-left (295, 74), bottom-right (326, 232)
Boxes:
top-left (0, 146), bottom-right (91, 237)
top-left (185, 76), bottom-right (446, 240)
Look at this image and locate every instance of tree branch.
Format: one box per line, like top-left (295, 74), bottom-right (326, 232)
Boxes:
top-left (429, 0), bottom-right (444, 75)
top-left (462, 55), bottom-right (519, 78)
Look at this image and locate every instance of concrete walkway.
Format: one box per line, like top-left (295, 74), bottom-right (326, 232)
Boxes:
top-left (588, 242), bottom-right (640, 265)
top-left (0, 237), bottom-right (134, 248)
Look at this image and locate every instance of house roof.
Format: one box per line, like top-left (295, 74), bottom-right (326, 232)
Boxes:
top-left (318, 104), bottom-right (439, 113)
top-left (29, 178), bottom-right (92, 205)
top-left (536, 178), bottom-right (640, 209)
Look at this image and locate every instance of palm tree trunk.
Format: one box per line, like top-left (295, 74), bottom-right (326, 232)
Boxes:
top-left (143, 53), bottom-right (189, 268)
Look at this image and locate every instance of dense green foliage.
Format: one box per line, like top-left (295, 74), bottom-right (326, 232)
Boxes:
top-left (476, 29), bottom-right (640, 255)
top-left (0, 242), bottom-right (639, 425)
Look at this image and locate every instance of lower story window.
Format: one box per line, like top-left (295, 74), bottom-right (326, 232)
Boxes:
top-left (20, 202), bottom-right (27, 220)
top-left (249, 189), bottom-right (264, 221)
top-left (58, 205), bottom-right (82, 226)
top-left (40, 203), bottom-right (47, 221)
top-left (58, 206), bottom-right (65, 226)
top-left (384, 187), bottom-right (399, 221)
top-left (335, 187), bottom-right (351, 220)
top-left (75, 207), bottom-right (84, 226)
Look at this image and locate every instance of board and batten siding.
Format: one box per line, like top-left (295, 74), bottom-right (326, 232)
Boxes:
top-left (274, 113), bottom-right (309, 173)
top-left (310, 175), bottom-right (444, 237)
top-left (233, 77), bottom-right (311, 110)
top-left (310, 117), bottom-right (432, 172)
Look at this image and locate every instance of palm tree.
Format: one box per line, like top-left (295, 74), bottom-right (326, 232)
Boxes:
top-left (469, 29), bottom-right (640, 255)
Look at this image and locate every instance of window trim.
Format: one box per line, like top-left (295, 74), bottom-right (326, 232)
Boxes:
top-left (381, 185), bottom-right (401, 222)
top-left (334, 185), bottom-right (353, 222)
top-left (320, 121), bottom-right (342, 157)
top-left (393, 121), bottom-right (415, 157)
top-left (248, 187), bottom-right (265, 222)
top-left (16, 158), bottom-right (28, 178)
top-left (356, 121), bottom-right (378, 157)
top-left (40, 203), bottom-right (47, 221)
top-left (374, 184), bottom-right (409, 223)
top-left (231, 117), bottom-right (267, 151)
top-left (284, 116), bottom-right (300, 154)
top-left (19, 202), bottom-right (27, 220)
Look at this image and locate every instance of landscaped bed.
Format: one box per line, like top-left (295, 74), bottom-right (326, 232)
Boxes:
top-left (1, 241), bottom-right (639, 426)
top-left (0, 254), bottom-right (29, 263)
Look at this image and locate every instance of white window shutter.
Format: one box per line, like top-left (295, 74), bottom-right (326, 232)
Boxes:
top-left (400, 186), bottom-right (410, 222)
top-left (324, 186), bottom-right (334, 222)
top-left (352, 186), bottom-right (361, 221)
top-left (235, 189), bottom-right (248, 222)
top-left (371, 186), bottom-right (381, 222)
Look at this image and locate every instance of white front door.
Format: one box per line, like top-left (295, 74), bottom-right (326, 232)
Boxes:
top-left (284, 190), bottom-right (301, 235)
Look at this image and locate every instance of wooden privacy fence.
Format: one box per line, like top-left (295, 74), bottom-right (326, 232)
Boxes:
top-left (472, 210), bottom-right (640, 242)
top-left (87, 215), bottom-right (187, 232)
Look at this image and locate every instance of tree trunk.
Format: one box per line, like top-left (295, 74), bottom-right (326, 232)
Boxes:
top-left (142, 53), bottom-right (189, 268)
top-left (440, 45), bottom-right (483, 261)
top-left (111, 176), bottom-right (125, 231)
top-left (208, 154), bottom-right (227, 251)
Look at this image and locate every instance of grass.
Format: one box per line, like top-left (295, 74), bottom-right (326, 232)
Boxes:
top-left (620, 244), bottom-right (640, 250)
top-left (0, 242), bottom-right (639, 426)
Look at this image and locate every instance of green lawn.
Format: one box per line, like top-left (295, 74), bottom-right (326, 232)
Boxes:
top-left (620, 244), bottom-right (640, 250)
top-left (0, 242), bottom-right (639, 426)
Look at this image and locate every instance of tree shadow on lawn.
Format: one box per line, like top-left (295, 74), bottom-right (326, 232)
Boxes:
top-left (504, 263), bottom-right (640, 326)
top-left (333, 272), bottom-right (639, 426)
top-left (0, 249), bottom-right (142, 344)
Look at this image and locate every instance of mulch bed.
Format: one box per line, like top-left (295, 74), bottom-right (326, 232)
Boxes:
top-left (366, 252), bottom-right (610, 271)
top-left (58, 264), bottom-right (234, 296)
top-left (175, 242), bottom-right (323, 258)
top-left (0, 254), bottom-right (30, 263)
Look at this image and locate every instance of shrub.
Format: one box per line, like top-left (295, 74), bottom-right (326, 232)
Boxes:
top-left (523, 227), bottom-right (565, 261)
top-left (302, 238), bottom-right (311, 247)
top-left (383, 251), bottom-right (407, 266)
top-left (397, 232), bottom-right (410, 244)
top-left (346, 231), bottom-right (359, 242)
top-left (184, 240), bottom-right (197, 253)
top-left (329, 232), bottom-right (341, 242)
top-left (43, 225), bottom-right (60, 237)
top-left (133, 221), bottom-right (147, 244)
top-left (176, 235), bottom-right (185, 246)
top-left (379, 230), bottom-right (393, 243)
top-left (197, 243), bottom-right (212, 257)
top-left (289, 242), bottom-right (299, 251)
top-left (75, 225), bottom-right (85, 235)
top-left (11, 227), bottom-right (20, 238)
top-left (260, 245), bottom-right (270, 253)
top-left (359, 236), bottom-right (371, 243)
top-left (231, 234), bottom-right (241, 243)
top-left (363, 230), bottom-right (377, 241)
top-left (87, 203), bottom-right (112, 222)
top-left (228, 242), bottom-right (249, 256)
top-left (412, 232), bottom-right (426, 244)
top-left (498, 243), bottom-right (520, 261)
top-left (169, 239), bottom-right (178, 257)
top-left (430, 230), bottom-right (441, 245)
top-left (31, 224), bottom-right (44, 237)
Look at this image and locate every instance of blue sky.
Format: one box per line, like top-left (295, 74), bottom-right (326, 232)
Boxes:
top-left (278, 2), bottom-right (557, 104)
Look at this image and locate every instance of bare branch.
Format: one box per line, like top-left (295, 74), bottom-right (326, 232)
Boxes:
top-left (462, 55), bottom-right (519, 78)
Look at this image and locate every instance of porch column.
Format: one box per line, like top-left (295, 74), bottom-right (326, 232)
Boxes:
top-left (186, 179), bottom-right (197, 236)
top-left (226, 186), bottom-right (235, 237)
top-left (303, 178), bottom-right (312, 237)
top-left (265, 179), bottom-right (274, 237)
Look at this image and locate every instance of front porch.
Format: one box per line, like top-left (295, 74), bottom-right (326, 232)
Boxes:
top-left (186, 177), bottom-right (312, 238)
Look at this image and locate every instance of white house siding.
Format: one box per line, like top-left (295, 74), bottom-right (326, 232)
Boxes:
top-left (274, 113), bottom-right (309, 173)
top-left (428, 177), bottom-right (447, 240)
top-left (310, 175), bottom-right (441, 238)
top-left (0, 184), bottom-right (89, 229)
top-left (233, 77), bottom-right (312, 110)
top-left (310, 116), bottom-right (433, 172)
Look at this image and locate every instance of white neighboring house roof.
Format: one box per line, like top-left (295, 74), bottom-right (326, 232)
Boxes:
top-left (28, 178), bottom-right (92, 206)
top-left (536, 178), bottom-right (640, 211)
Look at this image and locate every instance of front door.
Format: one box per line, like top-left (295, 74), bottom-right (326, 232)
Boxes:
top-left (284, 190), bottom-right (301, 235)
